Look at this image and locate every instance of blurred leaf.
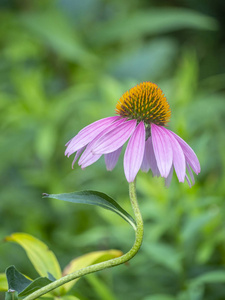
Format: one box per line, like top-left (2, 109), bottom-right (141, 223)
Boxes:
top-left (5, 233), bottom-right (62, 279)
top-left (190, 271), bottom-right (225, 286)
top-left (86, 274), bottom-right (117, 300)
top-left (108, 38), bottom-right (178, 80)
top-left (92, 8), bottom-right (218, 45)
top-left (43, 191), bottom-right (136, 230)
top-left (181, 210), bottom-right (218, 243)
top-left (144, 295), bottom-right (176, 300)
top-left (60, 296), bottom-right (81, 300)
top-left (6, 266), bottom-right (32, 294)
top-left (20, 10), bottom-right (95, 64)
top-left (144, 243), bottom-right (182, 273)
top-left (0, 273), bottom-right (8, 291)
top-left (62, 249), bottom-right (123, 293)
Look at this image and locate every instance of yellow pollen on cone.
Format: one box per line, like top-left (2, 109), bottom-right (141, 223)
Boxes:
top-left (116, 82), bottom-right (171, 125)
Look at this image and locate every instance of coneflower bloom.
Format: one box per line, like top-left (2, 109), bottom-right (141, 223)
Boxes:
top-left (65, 82), bottom-right (200, 186)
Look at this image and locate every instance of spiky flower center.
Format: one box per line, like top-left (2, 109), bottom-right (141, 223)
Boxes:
top-left (116, 82), bottom-right (171, 126)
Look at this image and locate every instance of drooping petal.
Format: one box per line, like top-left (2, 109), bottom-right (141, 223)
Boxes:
top-left (160, 127), bottom-right (186, 182)
top-left (72, 147), bottom-right (85, 169)
top-left (79, 118), bottom-right (125, 166)
top-left (105, 146), bottom-right (123, 171)
top-left (65, 116), bottom-right (120, 156)
top-left (168, 130), bottom-right (200, 174)
top-left (186, 163), bottom-right (195, 185)
top-left (92, 119), bottom-right (137, 155)
top-left (148, 137), bottom-right (160, 177)
top-left (141, 138), bottom-right (151, 172)
top-left (124, 121), bottom-right (145, 182)
top-left (165, 167), bottom-right (173, 187)
top-left (185, 174), bottom-right (192, 188)
top-left (80, 153), bottom-right (102, 169)
top-left (151, 124), bottom-right (173, 178)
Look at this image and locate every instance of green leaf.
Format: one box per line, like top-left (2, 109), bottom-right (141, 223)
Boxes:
top-left (5, 266), bottom-right (54, 298)
top-left (190, 271), bottom-right (225, 286)
top-left (20, 11), bottom-right (95, 64)
top-left (6, 266), bottom-right (32, 294)
top-left (91, 8), bottom-right (218, 45)
top-left (61, 249), bottom-right (123, 294)
top-left (43, 191), bottom-right (136, 230)
top-left (5, 233), bottom-right (62, 279)
top-left (18, 277), bottom-right (53, 297)
top-left (86, 274), bottom-right (117, 300)
top-left (0, 273), bottom-right (8, 291)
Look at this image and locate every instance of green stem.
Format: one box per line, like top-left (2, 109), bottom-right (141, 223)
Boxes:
top-left (23, 181), bottom-right (144, 300)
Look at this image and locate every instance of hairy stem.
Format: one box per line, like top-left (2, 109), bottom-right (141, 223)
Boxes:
top-left (23, 181), bottom-right (144, 300)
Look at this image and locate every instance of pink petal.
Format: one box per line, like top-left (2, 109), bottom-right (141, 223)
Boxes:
top-left (185, 174), bottom-right (192, 188)
top-left (105, 146), bottom-right (123, 171)
top-left (72, 147), bottom-right (85, 169)
top-left (92, 119), bottom-right (137, 155)
top-left (79, 118), bottom-right (125, 166)
top-left (141, 138), bottom-right (151, 172)
top-left (186, 163), bottom-right (195, 185)
top-left (65, 116), bottom-right (120, 157)
top-left (165, 167), bottom-right (173, 187)
top-left (168, 130), bottom-right (200, 174)
top-left (141, 137), bottom-right (160, 176)
top-left (160, 127), bottom-right (186, 182)
top-left (124, 121), bottom-right (145, 182)
top-left (151, 124), bottom-right (173, 178)
top-left (80, 153), bottom-right (102, 169)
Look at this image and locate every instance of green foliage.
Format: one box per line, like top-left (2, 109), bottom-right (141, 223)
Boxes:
top-left (1, 233), bottom-right (122, 299)
top-left (1, 0), bottom-right (225, 299)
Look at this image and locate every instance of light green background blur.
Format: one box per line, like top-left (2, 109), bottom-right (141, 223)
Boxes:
top-left (1, 0), bottom-right (225, 299)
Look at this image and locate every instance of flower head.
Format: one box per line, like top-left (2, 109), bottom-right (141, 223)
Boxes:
top-left (65, 82), bottom-right (200, 186)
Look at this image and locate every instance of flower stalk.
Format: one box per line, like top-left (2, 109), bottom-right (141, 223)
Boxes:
top-left (23, 181), bottom-right (144, 300)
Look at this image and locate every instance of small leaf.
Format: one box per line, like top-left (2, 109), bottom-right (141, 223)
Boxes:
top-left (0, 273), bottom-right (8, 291)
top-left (62, 250), bottom-right (123, 293)
top-left (43, 191), bottom-right (136, 230)
top-left (6, 266), bottom-right (32, 294)
top-left (5, 233), bottom-right (62, 279)
top-left (18, 277), bottom-right (53, 297)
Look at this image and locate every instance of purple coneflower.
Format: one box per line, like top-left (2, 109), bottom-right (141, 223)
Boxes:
top-left (65, 82), bottom-right (200, 186)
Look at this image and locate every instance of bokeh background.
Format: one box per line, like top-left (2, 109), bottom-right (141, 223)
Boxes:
top-left (1, 0), bottom-right (225, 299)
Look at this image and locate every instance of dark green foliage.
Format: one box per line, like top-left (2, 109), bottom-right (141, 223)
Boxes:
top-left (6, 266), bottom-right (53, 297)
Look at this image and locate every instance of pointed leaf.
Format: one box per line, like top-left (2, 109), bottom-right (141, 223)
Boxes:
top-left (6, 266), bottom-right (32, 294)
top-left (43, 191), bottom-right (136, 230)
top-left (61, 250), bottom-right (123, 294)
top-left (5, 233), bottom-right (61, 279)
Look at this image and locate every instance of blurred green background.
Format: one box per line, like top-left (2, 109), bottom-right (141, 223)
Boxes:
top-left (1, 0), bottom-right (225, 299)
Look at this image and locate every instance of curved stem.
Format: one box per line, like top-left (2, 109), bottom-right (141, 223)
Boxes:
top-left (23, 181), bottom-right (144, 300)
